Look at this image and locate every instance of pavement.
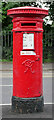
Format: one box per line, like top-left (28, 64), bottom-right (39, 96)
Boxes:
top-left (2, 104), bottom-right (52, 119)
top-left (0, 62), bottom-right (54, 78)
top-left (0, 62), bottom-right (54, 119)
top-left (0, 62), bottom-right (54, 71)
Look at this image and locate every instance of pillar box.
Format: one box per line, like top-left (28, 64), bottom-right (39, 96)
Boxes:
top-left (7, 6), bottom-right (48, 113)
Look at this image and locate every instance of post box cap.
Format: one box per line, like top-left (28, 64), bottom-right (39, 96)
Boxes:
top-left (7, 6), bottom-right (48, 18)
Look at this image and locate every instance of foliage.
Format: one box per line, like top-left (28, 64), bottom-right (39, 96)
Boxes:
top-left (2, 2), bottom-right (54, 62)
top-left (2, 1), bottom-right (54, 32)
top-left (2, 47), bottom-right (13, 60)
top-left (49, 1), bottom-right (54, 21)
top-left (2, 1), bottom-right (51, 32)
top-left (2, 2), bottom-right (37, 32)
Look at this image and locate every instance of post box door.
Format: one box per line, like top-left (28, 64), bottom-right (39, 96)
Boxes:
top-left (13, 31), bottom-right (43, 98)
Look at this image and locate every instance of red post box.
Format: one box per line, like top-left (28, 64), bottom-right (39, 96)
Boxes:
top-left (7, 6), bottom-right (48, 113)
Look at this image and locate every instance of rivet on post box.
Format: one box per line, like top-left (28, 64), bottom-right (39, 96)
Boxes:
top-left (7, 6), bottom-right (48, 113)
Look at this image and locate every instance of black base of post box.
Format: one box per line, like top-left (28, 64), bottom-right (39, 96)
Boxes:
top-left (12, 96), bottom-right (44, 113)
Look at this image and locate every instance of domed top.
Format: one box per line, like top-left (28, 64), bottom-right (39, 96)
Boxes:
top-left (7, 6), bottom-right (48, 18)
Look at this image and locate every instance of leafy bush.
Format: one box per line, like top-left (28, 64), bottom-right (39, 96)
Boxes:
top-left (2, 47), bottom-right (13, 60)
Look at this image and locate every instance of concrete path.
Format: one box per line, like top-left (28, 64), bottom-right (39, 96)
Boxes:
top-left (0, 62), bottom-right (54, 71)
top-left (2, 105), bottom-right (52, 119)
top-left (0, 62), bottom-right (53, 119)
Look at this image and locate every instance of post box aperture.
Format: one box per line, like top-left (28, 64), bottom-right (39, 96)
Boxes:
top-left (7, 6), bottom-right (48, 113)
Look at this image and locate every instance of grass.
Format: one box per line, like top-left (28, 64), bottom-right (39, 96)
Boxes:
top-left (44, 58), bottom-right (54, 63)
top-left (0, 58), bottom-right (54, 63)
top-left (0, 59), bottom-right (13, 62)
